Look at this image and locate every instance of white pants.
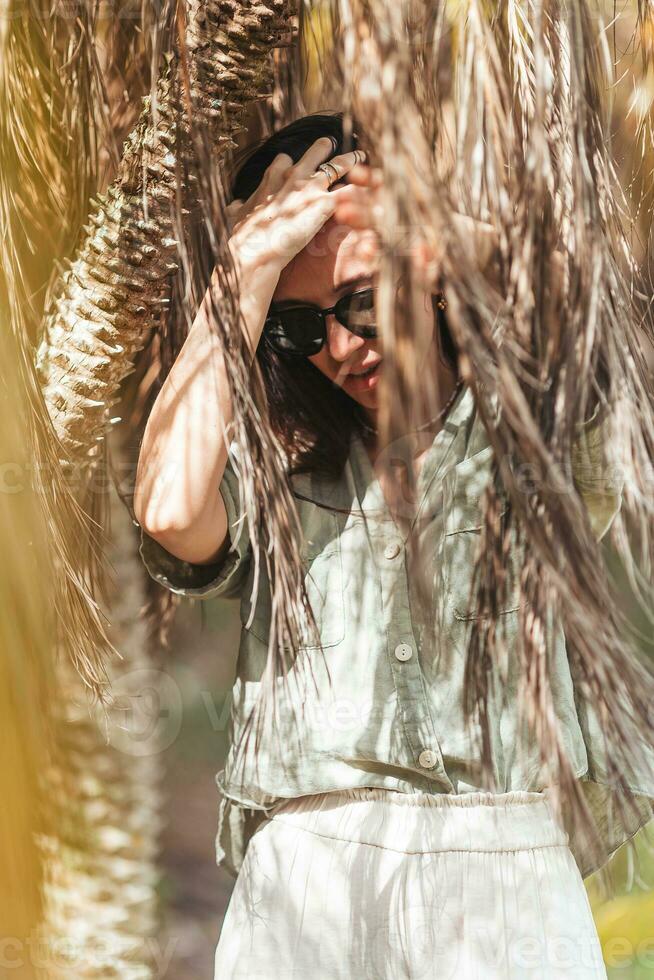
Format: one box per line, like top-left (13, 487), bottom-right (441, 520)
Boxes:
top-left (214, 788), bottom-right (607, 979)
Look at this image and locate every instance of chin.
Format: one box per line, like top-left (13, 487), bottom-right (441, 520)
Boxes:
top-left (352, 391), bottom-right (378, 411)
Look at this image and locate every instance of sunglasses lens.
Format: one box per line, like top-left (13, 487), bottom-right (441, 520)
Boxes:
top-left (266, 309), bottom-right (324, 355)
top-left (339, 288), bottom-right (377, 338)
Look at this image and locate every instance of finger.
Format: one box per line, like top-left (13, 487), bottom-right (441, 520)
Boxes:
top-left (316, 150), bottom-right (368, 189)
top-left (261, 152), bottom-right (295, 194)
top-left (332, 191), bottom-right (382, 230)
top-left (295, 144), bottom-right (368, 188)
top-left (343, 164), bottom-right (382, 187)
top-left (330, 182), bottom-right (378, 206)
top-left (299, 159), bottom-right (360, 196)
top-left (322, 148), bottom-right (368, 179)
top-left (292, 136), bottom-right (340, 179)
top-left (225, 198), bottom-right (245, 232)
top-left (332, 203), bottom-right (373, 230)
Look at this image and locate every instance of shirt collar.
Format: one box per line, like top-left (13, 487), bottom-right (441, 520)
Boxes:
top-left (289, 383), bottom-right (478, 515)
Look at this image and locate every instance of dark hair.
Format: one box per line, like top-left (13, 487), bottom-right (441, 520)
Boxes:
top-left (228, 111), bottom-right (458, 479)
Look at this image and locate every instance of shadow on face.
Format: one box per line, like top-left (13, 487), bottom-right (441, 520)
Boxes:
top-left (272, 215), bottom-right (442, 415)
top-left (271, 217), bottom-right (386, 412)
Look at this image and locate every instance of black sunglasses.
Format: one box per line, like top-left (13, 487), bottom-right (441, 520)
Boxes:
top-left (264, 287), bottom-right (378, 357)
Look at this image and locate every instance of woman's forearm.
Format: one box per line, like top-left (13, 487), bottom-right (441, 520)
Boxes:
top-left (133, 243), bottom-right (281, 564)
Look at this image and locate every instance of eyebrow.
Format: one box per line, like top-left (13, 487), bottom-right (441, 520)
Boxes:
top-left (270, 272), bottom-right (376, 310)
top-left (334, 271), bottom-right (375, 293)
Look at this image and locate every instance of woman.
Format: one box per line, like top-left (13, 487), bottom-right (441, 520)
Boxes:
top-left (133, 112), bottom-right (642, 978)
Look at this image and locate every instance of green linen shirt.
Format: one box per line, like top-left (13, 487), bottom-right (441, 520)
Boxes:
top-left (138, 383), bottom-right (654, 879)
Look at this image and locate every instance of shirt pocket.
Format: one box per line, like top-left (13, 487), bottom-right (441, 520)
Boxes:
top-left (442, 445), bottom-right (522, 621)
top-left (239, 508), bottom-right (345, 649)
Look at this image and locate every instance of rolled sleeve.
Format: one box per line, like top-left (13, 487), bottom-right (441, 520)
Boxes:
top-left (137, 445), bottom-right (251, 600)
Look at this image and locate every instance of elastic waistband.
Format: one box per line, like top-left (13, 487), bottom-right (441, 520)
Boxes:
top-left (267, 787), bottom-right (569, 854)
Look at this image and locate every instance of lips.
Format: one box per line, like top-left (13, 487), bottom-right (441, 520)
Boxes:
top-left (345, 359), bottom-right (383, 391)
top-left (348, 359), bottom-right (382, 377)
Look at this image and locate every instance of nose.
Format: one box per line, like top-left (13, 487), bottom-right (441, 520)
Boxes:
top-left (325, 314), bottom-right (366, 363)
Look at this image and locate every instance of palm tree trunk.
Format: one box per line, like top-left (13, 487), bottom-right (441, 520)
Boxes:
top-left (37, 439), bottom-right (164, 978)
top-left (35, 0), bottom-right (294, 471)
top-left (26, 5), bottom-right (295, 974)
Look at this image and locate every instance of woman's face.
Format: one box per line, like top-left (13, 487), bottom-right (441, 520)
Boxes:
top-left (271, 218), bottom-right (385, 414)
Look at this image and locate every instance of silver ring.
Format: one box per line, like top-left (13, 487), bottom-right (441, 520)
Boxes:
top-left (315, 161), bottom-right (340, 186)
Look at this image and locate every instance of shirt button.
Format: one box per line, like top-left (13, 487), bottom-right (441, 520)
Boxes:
top-left (394, 643), bottom-right (413, 662)
top-left (384, 541), bottom-right (402, 560)
top-left (418, 749), bottom-right (438, 770)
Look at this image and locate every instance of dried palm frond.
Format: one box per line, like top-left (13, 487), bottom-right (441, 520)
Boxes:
top-left (226, 0), bottom-right (654, 860)
top-left (0, 0), bottom-right (127, 702)
top-left (617, 1), bottom-right (654, 275)
top-left (0, 321), bottom-right (61, 979)
top-left (33, 0), bottom-right (311, 709)
top-left (27, 0), bottom-right (654, 875)
top-left (30, 0), bottom-right (331, 780)
top-left (2, 2), bottom-right (167, 972)
top-left (310, 0), bottom-right (654, 862)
